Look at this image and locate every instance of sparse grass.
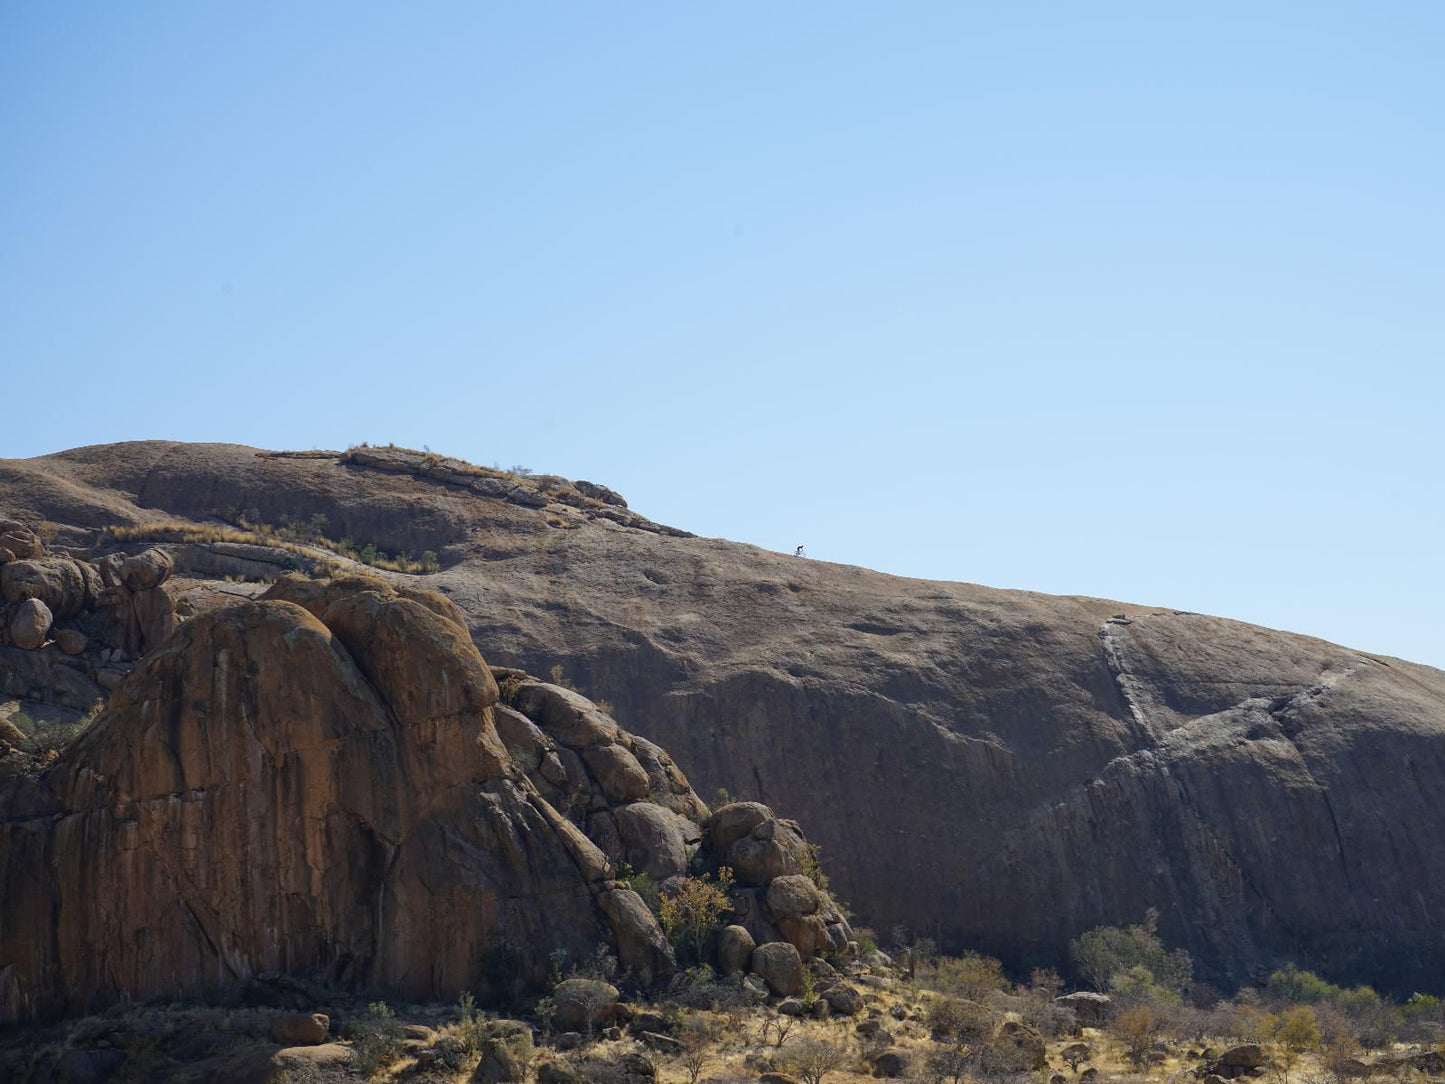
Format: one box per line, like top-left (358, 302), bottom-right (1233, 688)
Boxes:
top-left (102, 517), bottom-right (440, 576)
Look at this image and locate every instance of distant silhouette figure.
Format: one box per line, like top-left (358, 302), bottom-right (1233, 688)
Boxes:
top-left (794, 545), bottom-right (806, 557)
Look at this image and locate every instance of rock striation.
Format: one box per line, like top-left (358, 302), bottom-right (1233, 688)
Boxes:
top-left (3, 441), bottom-right (1445, 993)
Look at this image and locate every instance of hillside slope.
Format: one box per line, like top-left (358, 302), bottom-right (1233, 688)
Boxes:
top-left (4, 440), bottom-right (1443, 993)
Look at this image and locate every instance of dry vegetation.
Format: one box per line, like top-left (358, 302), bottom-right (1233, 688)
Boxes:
top-left (103, 514), bottom-right (440, 575)
top-left (6, 914), bottom-right (1442, 1084)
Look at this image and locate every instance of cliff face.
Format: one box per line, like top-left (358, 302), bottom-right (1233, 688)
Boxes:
top-left (3, 441), bottom-right (1444, 995)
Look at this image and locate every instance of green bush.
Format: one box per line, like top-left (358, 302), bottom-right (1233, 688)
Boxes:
top-left (1069, 908), bottom-right (1192, 993)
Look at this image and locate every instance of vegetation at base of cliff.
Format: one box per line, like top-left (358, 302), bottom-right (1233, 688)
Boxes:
top-left (103, 514), bottom-right (441, 575)
top-left (9, 936), bottom-right (1443, 1084)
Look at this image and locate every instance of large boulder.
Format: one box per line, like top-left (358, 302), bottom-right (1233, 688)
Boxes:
top-left (716, 924), bottom-right (756, 976)
top-left (726, 817), bottom-right (812, 887)
top-left (765, 874), bottom-right (821, 920)
top-left (8, 598), bottom-right (52, 650)
top-left (2, 558), bottom-right (91, 618)
top-left (612, 802), bottom-right (688, 880)
top-left (598, 887), bottom-right (676, 985)
top-left (582, 744), bottom-right (652, 803)
top-left (272, 1012), bottom-right (329, 1045)
top-left (119, 548), bottom-right (173, 591)
top-left (750, 941), bottom-right (804, 996)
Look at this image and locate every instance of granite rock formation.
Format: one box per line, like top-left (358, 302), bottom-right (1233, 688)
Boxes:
top-left (0, 565), bottom-right (843, 1022)
top-left (3, 441), bottom-right (1445, 994)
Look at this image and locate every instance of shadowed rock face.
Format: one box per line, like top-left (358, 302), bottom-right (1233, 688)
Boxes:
top-left (3, 441), bottom-right (1445, 994)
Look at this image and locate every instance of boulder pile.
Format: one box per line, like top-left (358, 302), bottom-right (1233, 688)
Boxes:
top-left (0, 520), bottom-right (177, 715)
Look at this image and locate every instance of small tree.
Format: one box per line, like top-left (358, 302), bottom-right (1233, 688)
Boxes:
top-left (658, 867), bottom-right (734, 965)
top-left (1115, 1005), bottom-right (1165, 1066)
top-left (1274, 1006), bottom-right (1323, 1084)
top-left (926, 1041), bottom-right (974, 1084)
top-left (676, 1016), bottom-right (719, 1084)
top-left (761, 1013), bottom-right (797, 1048)
top-left (1070, 908), bottom-right (1192, 993)
top-left (570, 979), bottom-right (615, 1041)
top-left (783, 1037), bottom-right (847, 1084)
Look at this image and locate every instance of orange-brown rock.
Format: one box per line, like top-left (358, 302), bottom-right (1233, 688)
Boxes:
top-left (0, 587), bottom-right (670, 1021)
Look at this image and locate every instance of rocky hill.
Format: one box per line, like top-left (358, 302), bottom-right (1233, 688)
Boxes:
top-left (3, 441), bottom-right (1444, 999)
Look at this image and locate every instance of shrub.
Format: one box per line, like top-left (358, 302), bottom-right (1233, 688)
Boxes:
top-left (927, 996), bottom-right (994, 1044)
top-left (1274, 1005), bottom-right (1323, 1084)
top-left (781, 1036), bottom-right (847, 1084)
top-left (1070, 908), bottom-right (1192, 994)
top-left (930, 951), bottom-right (1009, 1003)
top-left (350, 1001), bottom-right (403, 1076)
top-left (1114, 1004), bottom-right (1166, 1066)
top-left (658, 868), bottom-right (733, 966)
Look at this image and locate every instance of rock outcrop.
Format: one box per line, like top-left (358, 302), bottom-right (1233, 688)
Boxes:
top-left (0, 569), bottom-right (841, 1022)
top-left (3, 441), bottom-right (1445, 993)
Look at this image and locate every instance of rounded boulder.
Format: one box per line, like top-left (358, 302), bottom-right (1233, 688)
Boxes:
top-left (750, 941), bottom-right (804, 997)
top-left (9, 597), bottom-right (53, 650)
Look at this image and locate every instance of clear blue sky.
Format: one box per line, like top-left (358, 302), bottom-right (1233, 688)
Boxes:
top-left (3, 4), bottom-right (1441, 668)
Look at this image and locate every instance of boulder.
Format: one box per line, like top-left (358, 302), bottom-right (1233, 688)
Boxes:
top-left (778, 913), bottom-right (832, 956)
top-left (598, 887), bottom-right (676, 985)
top-left (0, 588), bottom-right (676, 1021)
top-left (271, 1011), bottom-right (329, 1045)
top-left (54, 628), bottom-right (88, 656)
top-left (0, 522), bottom-right (43, 561)
top-left (716, 924), bottom-right (756, 976)
top-left (537, 1061), bottom-right (581, 1084)
top-left (872, 1050), bottom-right (911, 1078)
top-left (726, 818), bottom-right (811, 886)
top-left (765, 874), bottom-right (821, 919)
top-left (820, 983), bottom-right (863, 1016)
top-left (1219, 1045), bottom-right (1266, 1070)
top-left (131, 586), bottom-right (177, 650)
top-left (513, 682), bottom-right (620, 747)
top-left (612, 801), bottom-right (688, 880)
top-left (2, 558), bottom-right (89, 618)
top-left (272, 1043), bottom-right (355, 1071)
top-left (705, 802), bottom-right (771, 854)
top-left (473, 1037), bottom-right (526, 1082)
top-left (582, 744), bottom-right (652, 802)
top-left (9, 598), bottom-right (52, 650)
top-left (119, 548), bottom-right (173, 591)
top-left (750, 941), bottom-right (804, 996)
top-left (575, 480), bottom-right (627, 507)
